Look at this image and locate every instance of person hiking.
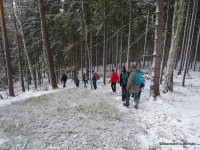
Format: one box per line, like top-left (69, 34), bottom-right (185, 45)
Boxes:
top-left (61, 74), bottom-right (68, 87)
top-left (123, 64), bottom-right (145, 109)
top-left (92, 71), bottom-right (99, 90)
top-left (120, 66), bottom-right (129, 101)
top-left (109, 69), bottom-right (119, 92)
top-left (75, 75), bottom-right (80, 87)
top-left (82, 73), bottom-right (88, 88)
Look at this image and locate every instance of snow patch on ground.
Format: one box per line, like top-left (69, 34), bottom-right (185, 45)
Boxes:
top-left (0, 139), bottom-right (6, 147)
top-left (0, 71), bottom-right (200, 149)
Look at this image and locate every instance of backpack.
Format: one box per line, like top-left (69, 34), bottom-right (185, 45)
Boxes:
top-left (93, 73), bottom-right (99, 80)
top-left (95, 73), bottom-right (99, 80)
top-left (134, 70), bottom-right (145, 87)
top-left (122, 72), bottom-right (129, 85)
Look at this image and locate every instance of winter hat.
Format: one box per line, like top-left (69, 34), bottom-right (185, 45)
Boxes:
top-left (122, 66), bottom-right (126, 71)
top-left (130, 64), bottom-right (137, 71)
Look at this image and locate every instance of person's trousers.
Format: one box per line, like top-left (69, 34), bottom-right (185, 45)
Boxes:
top-left (84, 81), bottom-right (87, 88)
top-left (111, 83), bottom-right (116, 92)
top-left (121, 85), bottom-right (127, 101)
top-left (93, 80), bottom-right (97, 90)
top-left (125, 91), bottom-right (141, 107)
top-left (63, 81), bottom-right (66, 87)
top-left (76, 83), bottom-right (79, 87)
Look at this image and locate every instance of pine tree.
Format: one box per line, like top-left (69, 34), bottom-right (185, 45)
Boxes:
top-left (0, 0), bottom-right (15, 96)
top-left (38, 0), bottom-right (57, 89)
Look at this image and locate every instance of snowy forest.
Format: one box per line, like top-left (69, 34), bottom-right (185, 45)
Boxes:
top-left (0, 0), bottom-right (200, 149)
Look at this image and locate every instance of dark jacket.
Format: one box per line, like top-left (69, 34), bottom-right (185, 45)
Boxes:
top-left (75, 77), bottom-right (80, 84)
top-left (120, 70), bottom-right (129, 86)
top-left (61, 74), bottom-right (68, 82)
top-left (82, 75), bottom-right (87, 82)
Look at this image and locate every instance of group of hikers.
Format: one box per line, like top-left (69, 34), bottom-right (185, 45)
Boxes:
top-left (61, 64), bottom-right (145, 109)
top-left (80, 71), bottom-right (99, 89)
top-left (108, 64), bottom-right (145, 109)
top-left (61, 71), bottom-right (99, 89)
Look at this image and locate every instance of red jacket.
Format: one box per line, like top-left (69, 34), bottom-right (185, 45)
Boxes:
top-left (109, 72), bottom-right (119, 83)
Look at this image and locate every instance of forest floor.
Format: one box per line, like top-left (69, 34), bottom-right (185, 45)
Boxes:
top-left (0, 71), bottom-right (200, 150)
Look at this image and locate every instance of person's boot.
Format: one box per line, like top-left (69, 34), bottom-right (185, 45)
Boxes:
top-left (123, 103), bottom-right (129, 108)
top-left (131, 93), bottom-right (134, 97)
top-left (134, 105), bottom-right (138, 109)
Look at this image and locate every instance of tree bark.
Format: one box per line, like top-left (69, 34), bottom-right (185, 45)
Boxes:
top-left (164, 0), bottom-right (186, 92)
top-left (82, 0), bottom-right (92, 88)
top-left (102, 1), bottom-right (107, 85)
top-left (0, 0), bottom-right (15, 96)
top-left (12, 0), bottom-right (25, 92)
top-left (16, 0), bottom-right (38, 90)
top-left (25, 57), bottom-right (29, 91)
top-left (38, 0), bottom-right (57, 89)
top-left (115, 30), bottom-right (119, 74)
top-left (127, 0), bottom-right (132, 69)
top-left (90, 32), bottom-right (93, 75)
top-left (142, 4), bottom-right (150, 68)
top-left (160, 0), bottom-right (169, 84)
top-left (177, 0), bottom-right (190, 75)
top-left (193, 22), bottom-right (200, 71)
top-left (81, 20), bottom-right (83, 75)
top-left (95, 36), bottom-right (98, 72)
top-left (119, 20), bottom-right (123, 73)
top-left (182, 0), bottom-right (198, 86)
top-left (150, 0), bottom-right (164, 99)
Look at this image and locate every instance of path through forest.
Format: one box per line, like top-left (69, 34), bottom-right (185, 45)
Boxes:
top-left (0, 80), bottom-right (199, 150)
top-left (0, 85), bottom-right (144, 150)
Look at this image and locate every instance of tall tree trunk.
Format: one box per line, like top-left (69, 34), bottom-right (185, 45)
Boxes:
top-left (111, 30), bottom-right (114, 70)
top-left (182, 0), bottom-right (198, 86)
top-left (115, 30), bottom-right (119, 73)
top-left (150, 0), bottom-right (164, 99)
top-left (164, 0), bottom-right (186, 92)
top-left (25, 57), bottom-right (29, 91)
top-left (82, 0), bottom-right (92, 87)
top-left (90, 32), bottom-right (93, 75)
top-left (142, 4), bottom-right (150, 68)
top-left (41, 38), bottom-right (49, 83)
top-left (95, 36), bottom-right (98, 72)
top-left (0, 0), bottom-right (15, 96)
top-left (38, 0), bottom-right (57, 89)
top-left (22, 35), bottom-right (37, 90)
top-left (119, 20), bottom-right (123, 73)
top-left (81, 21), bottom-right (83, 75)
top-left (37, 66), bottom-right (41, 86)
top-left (12, 0), bottom-right (25, 92)
top-left (127, 1), bottom-right (132, 69)
top-left (186, 0), bottom-right (198, 73)
top-left (193, 22), bottom-right (200, 71)
top-left (177, 0), bottom-right (190, 75)
top-left (103, 27), bottom-right (106, 85)
top-left (160, 0), bottom-right (169, 84)
top-left (16, 0), bottom-right (37, 90)
top-left (102, 1), bottom-right (107, 85)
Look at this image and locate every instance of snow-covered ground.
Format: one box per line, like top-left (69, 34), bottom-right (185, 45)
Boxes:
top-left (0, 70), bottom-right (200, 150)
